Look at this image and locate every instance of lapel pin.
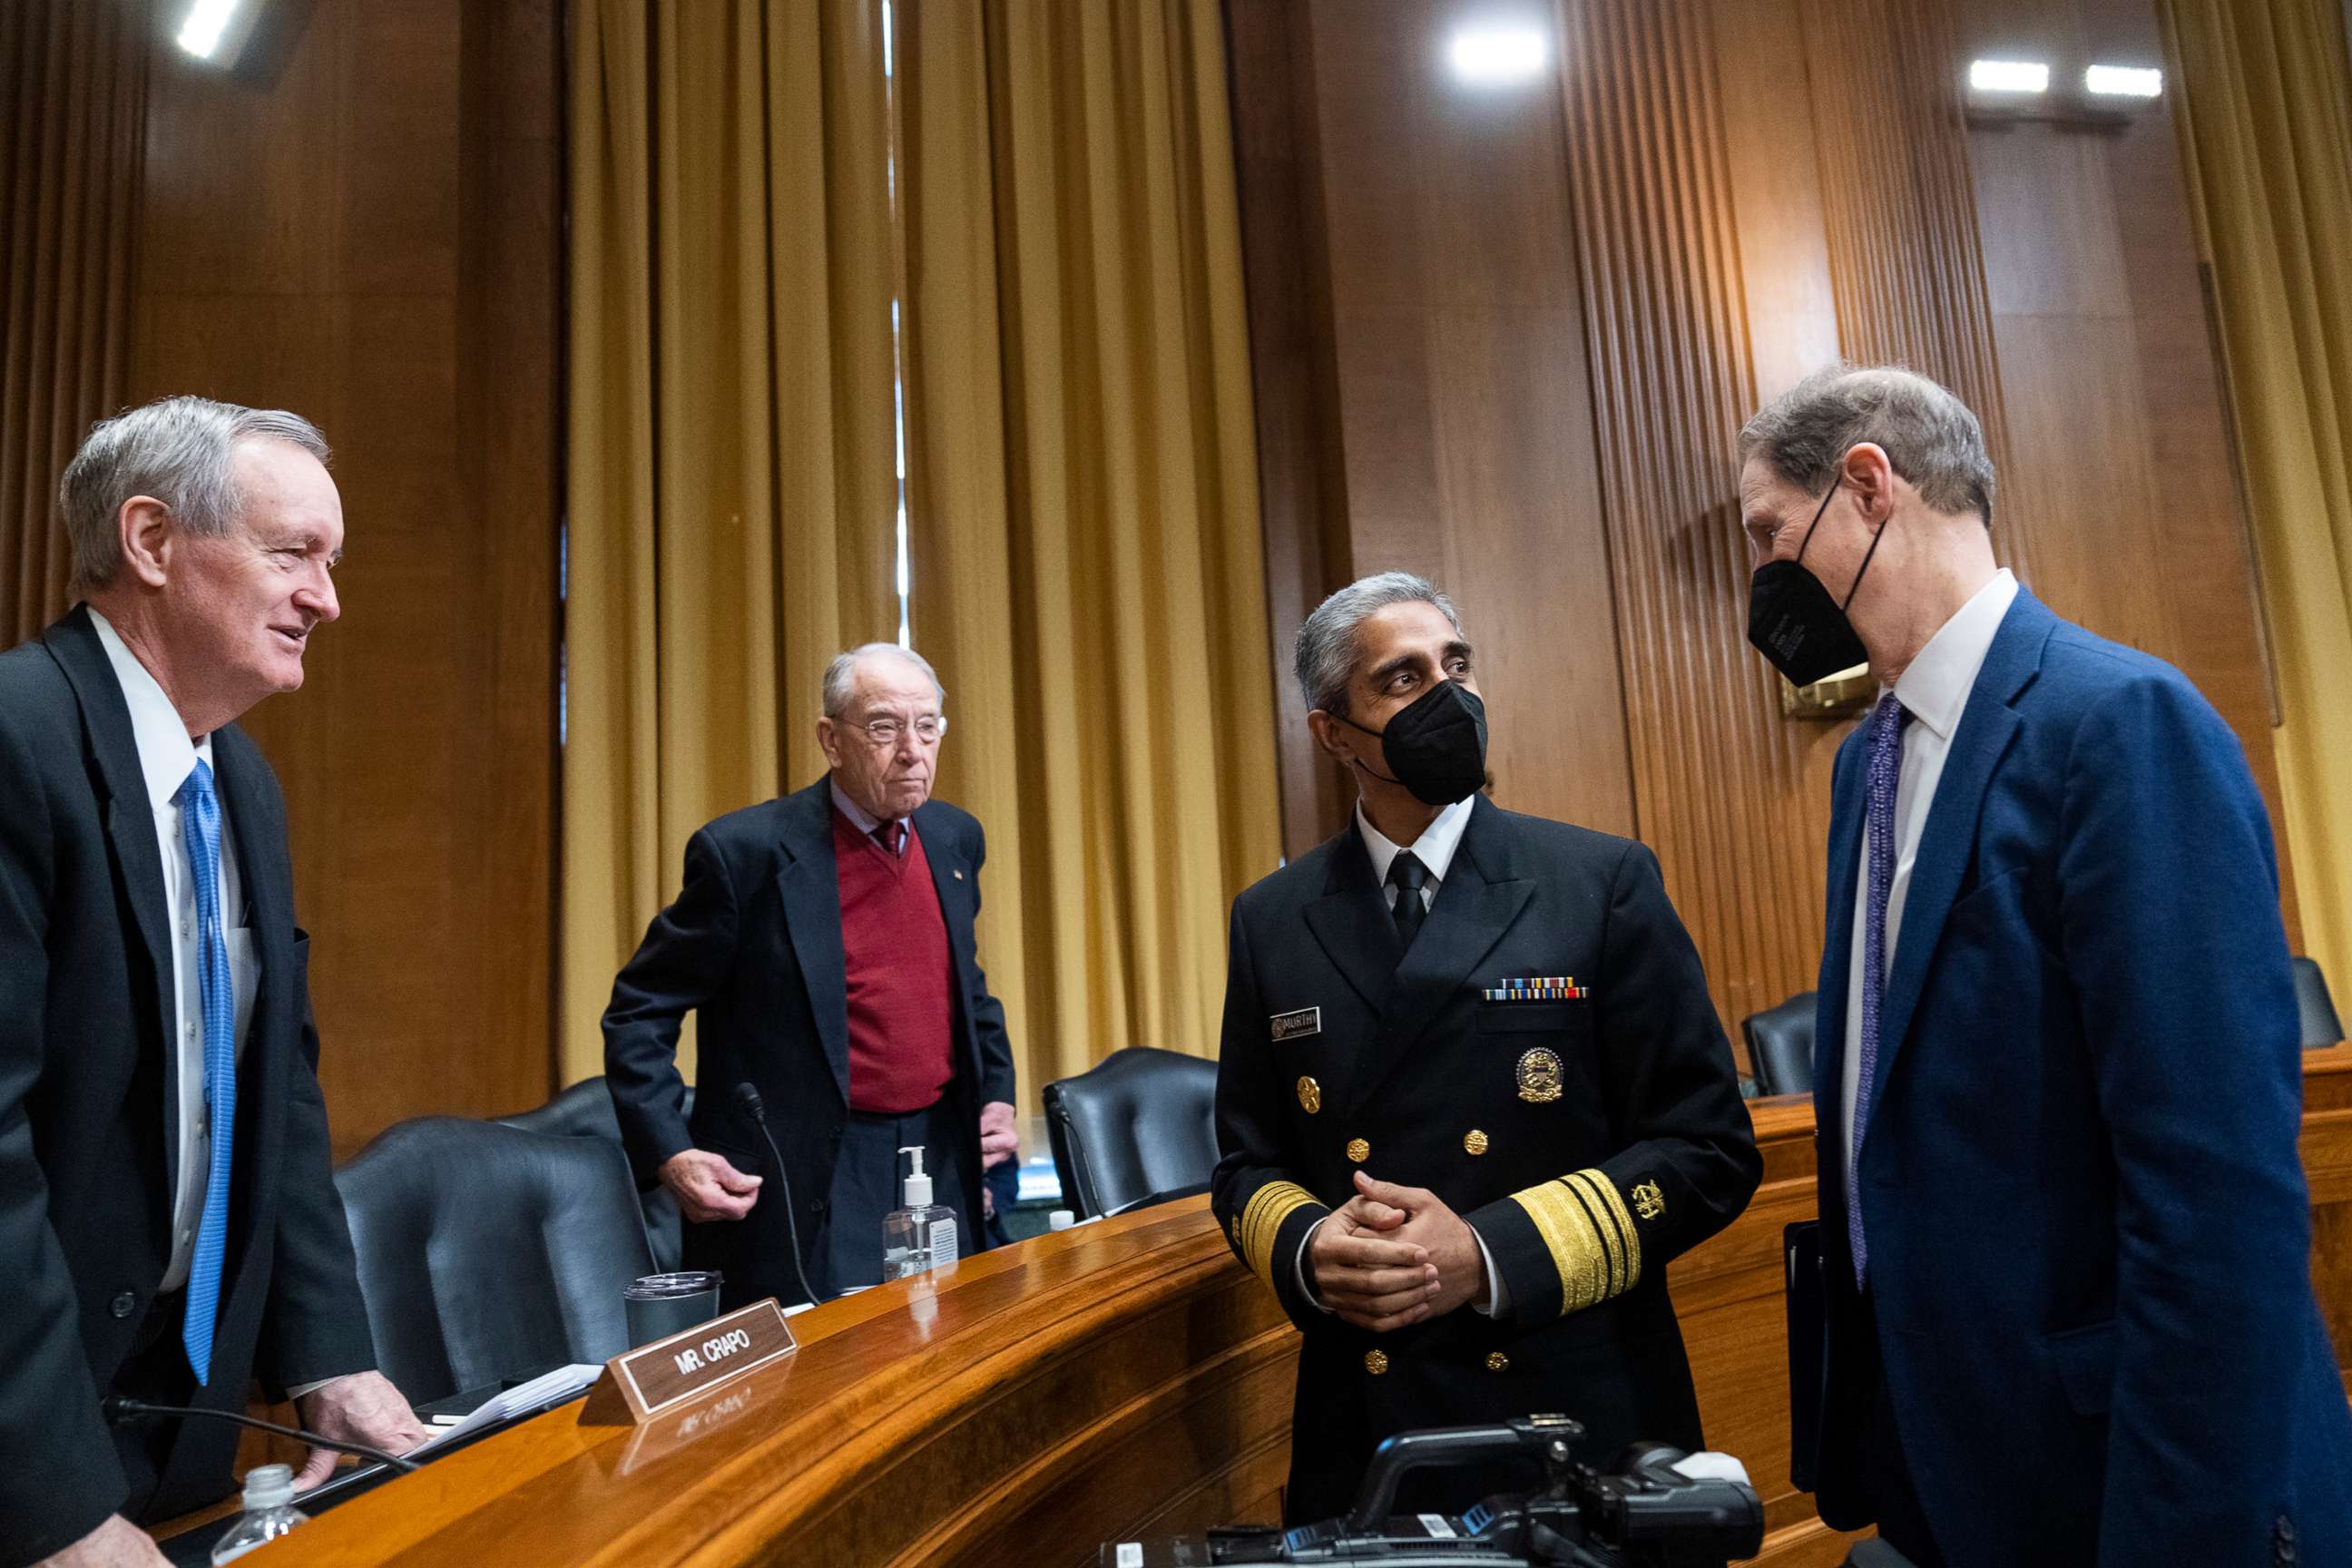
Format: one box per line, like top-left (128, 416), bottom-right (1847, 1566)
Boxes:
top-left (954, 868), bottom-right (965, 880)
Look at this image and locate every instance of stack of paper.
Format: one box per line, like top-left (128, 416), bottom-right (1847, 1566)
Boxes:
top-left (415, 1363), bottom-right (605, 1452)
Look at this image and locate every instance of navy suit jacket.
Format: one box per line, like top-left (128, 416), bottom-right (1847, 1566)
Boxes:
top-left (1806, 585), bottom-right (2351, 1565)
top-left (602, 778), bottom-right (1015, 1308)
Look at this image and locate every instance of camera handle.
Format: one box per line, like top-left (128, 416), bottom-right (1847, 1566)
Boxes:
top-left (1344, 1414), bottom-right (1586, 1532)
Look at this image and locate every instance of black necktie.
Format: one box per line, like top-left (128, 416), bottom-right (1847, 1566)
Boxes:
top-left (1387, 850), bottom-right (1428, 951)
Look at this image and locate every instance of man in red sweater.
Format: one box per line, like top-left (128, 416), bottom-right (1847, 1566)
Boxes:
top-left (603, 644), bottom-right (1020, 1302)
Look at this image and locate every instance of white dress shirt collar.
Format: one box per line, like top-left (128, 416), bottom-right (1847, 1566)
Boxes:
top-left (1887, 569), bottom-right (2018, 740)
top-left (87, 607), bottom-right (213, 806)
top-left (1354, 792), bottom-right (1475, 888)
top-left (828, 779), bottom-right (907, 840)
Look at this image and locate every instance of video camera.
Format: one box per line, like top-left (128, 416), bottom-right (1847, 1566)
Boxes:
top-left (1100, 1414), bottom-right (1764, 1568)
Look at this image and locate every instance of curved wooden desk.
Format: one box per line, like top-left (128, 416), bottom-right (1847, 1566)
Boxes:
top-left (192, 1050), bottom-right (2352, 1567)
top-left (232, 1199), bottom-right (1296, 1565)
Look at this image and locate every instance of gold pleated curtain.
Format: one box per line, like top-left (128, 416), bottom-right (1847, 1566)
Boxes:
top-left (564, 0), bottom-right (1281, 1100)
top-left (1, 0), bottom-right (146, 645)
top-left (564, 0), bottom-right (903, 1079)
top-left (2164, 0), bottom-right (2352, 995)
top-left (899, 0), bottom-right (1281, 1097)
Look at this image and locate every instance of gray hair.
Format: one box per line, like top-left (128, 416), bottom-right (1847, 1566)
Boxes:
top-left (821, 642), bottom-right (946, 716)
top-left (1294, 571), bottom-right (1466, 719)
top-left (59, 395), bottom-right (332, 595)
top-left (1738, 362), bottom-right (1995, 528)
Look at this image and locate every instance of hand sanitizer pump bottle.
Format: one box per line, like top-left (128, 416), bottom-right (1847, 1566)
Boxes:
top-left (882, 1145), bottom-right (958, 1279)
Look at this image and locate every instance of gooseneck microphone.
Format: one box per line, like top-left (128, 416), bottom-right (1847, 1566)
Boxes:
top-left (102, 1396), bottom-right (420, 1473)
top-left (731, 1083), bottom-right (829, 1308)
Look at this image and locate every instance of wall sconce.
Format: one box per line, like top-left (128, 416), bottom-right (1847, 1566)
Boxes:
top-left (2084, 65), bottom-right (2163, 99)
top-left (1965, 57), bottom-right (2164, 124)
top-left (1969, 59), bottom-right (2051, 94)
top-left (1780, 663), bottom-right (1876, 720)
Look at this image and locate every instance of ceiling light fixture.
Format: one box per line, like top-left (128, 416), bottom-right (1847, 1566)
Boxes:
top-left (176, 0), bottom-right (264, 67)
top-left (1448, 23), bottom-right (1550, 89)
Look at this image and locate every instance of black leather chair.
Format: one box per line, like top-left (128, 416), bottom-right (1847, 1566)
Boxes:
top-left (2295, 956), bottom-right (2344, 1048)
top-left (1742, 990), bottom-right (1818, 1097)
top-left (495, 1077), bottom-right (692, 1271)
top-left (496, 1076), bottom-right (698, 1141)
top-left (1044, 1047), bottom-right (1220, 1220)
top-left (334, 1117), bottom-right (656, 1404)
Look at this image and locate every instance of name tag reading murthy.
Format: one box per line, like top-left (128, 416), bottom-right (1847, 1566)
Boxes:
top-left (1270, 1006), bottom-right (1321, 1043)
top-left (593, 1298), bottom-right (799, 1423)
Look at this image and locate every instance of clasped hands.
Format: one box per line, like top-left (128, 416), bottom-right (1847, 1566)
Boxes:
top-left (1307, 1171), bottom-right (1489, 1333)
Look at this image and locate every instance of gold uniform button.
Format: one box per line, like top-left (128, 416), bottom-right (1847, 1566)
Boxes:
top-left (1297, 1076), bottom-right (1321, 1114)
top-left (1464, 1129), bottom-right (1489, 1156)
top-left (1485, 1350), bottom-right (1509, 1373)
top-left (1364, 1349), bottom-right (1390, 1376)
top-left (1346, 1138), bottom-right (1370, 1163)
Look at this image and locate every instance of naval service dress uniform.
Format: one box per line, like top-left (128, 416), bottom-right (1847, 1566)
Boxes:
top-left (1210, 793), bottom-right (1761, 1523)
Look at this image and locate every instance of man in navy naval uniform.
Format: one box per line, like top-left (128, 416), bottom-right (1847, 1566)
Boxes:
top-left (1211, 572), bottom-right (1761, 1524)
top-left (1739, 362), bottom-right (2352, 1567)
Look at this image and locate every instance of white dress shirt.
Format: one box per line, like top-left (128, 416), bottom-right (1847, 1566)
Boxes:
top-left (89, 610), bottom-right (261, 1294)
top-left (1298, 794), bottom-right (1509, 1317)
top-left (1840, 570), bottom-right (2018, 1176)
top-left (829, 780), bottom-right (911, 853)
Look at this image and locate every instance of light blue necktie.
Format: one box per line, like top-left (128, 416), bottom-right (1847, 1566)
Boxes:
top-left (1849, 691), bottom-right (1910, 1288)
top-left (177, 759), bottom-right (236, 1384)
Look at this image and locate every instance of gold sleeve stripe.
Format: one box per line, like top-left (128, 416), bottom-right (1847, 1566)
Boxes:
top-left (1239, 1181), bottom-right (1318, 1286)
top-left (1514, 1175), bottom-right (1608, 1316)
top-left (1563, 1168), bottom-right (1642, 1295)
top-left (1557, 1175), bottom-right (1623, 1299)
top-left (1510, 1168), bottom-right (1644, 1315)
top-left (1510, 1181), bottom-right (1612, 1313)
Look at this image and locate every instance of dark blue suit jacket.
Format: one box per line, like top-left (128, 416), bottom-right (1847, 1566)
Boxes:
top-left (1807, 585), bottom-right (2350, 1565)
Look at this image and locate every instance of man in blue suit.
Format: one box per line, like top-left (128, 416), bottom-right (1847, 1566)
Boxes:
top-left (1738, 363), bottom-right (2350, 1567)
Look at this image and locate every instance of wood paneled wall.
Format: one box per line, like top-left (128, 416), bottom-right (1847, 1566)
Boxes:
top-left (1229, 0), bottom-right (2296, 1052)
top-left (1, 0), bottom-right (146, 642)
top-left (130, 0), bottom-right (562, 1151)
top-left (1552, 0), bottom-right (1838, 1032)
top-left (1956, 0), bottom-right (2296, 937)
top-left (1802, 0), bottom-right (2022, 588)
top-left (1231, 0), bottom-right (1638, 860)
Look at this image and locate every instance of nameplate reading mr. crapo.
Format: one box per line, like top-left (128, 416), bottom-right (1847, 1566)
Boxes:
top-left (604, 1298), bottom-right (799, 1422)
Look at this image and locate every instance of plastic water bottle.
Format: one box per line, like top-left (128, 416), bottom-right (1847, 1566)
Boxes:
top-left (210, 1463), bottom-right (309, 1563)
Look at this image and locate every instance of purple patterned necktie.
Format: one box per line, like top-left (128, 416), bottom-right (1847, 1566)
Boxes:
top-left (1849, 691), bottom-right (1910, 1287)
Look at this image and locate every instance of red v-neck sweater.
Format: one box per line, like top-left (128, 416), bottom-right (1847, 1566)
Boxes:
top-left (831, 807), bottom-right (956, 1114)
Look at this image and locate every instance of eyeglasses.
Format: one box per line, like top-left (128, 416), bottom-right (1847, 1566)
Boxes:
top-left (847, 714), bottom-right (946, 746)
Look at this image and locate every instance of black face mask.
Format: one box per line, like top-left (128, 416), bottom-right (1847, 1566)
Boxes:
top-left (1746, 480), bottom-right (1886, 687)
top-left (1335, 680), bottom-right (1489, 807)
